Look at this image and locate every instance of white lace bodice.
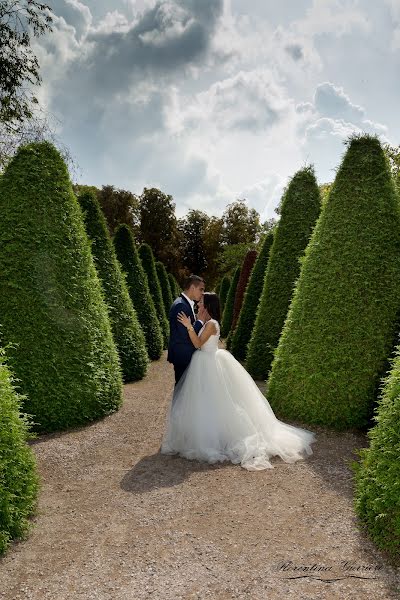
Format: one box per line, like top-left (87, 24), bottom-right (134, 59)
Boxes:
top-left (198, 318), bottom-right (220, 353)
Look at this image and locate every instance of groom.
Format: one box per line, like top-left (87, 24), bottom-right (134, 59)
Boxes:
top-left (167, 274), bottom-right (206, 386)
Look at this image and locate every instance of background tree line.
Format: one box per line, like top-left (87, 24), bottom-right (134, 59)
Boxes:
top-left (72, 183), bottom-right (277, 289)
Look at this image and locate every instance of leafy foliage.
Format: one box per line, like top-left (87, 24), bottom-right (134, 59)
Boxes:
top-left (0, 0), bottom-right (53, 129)
top-left (113, 225), bottom-right (163, 360)
top-left (246, 166), bottom-right (321, 379)
top-left (178, 209), bottom-right (208, 276)
top-left (220, 266), bottom-right (240, 338)
top-left (156, 261), bottom-right (173, 318)
top-left (168, 272), bottom-right (180, 300)
top-left (230, 230), bottom-right (274, 361)
top-left (78, 190), bottom-right (148, 382)
top-left (351, 349), bottom-right (400, 564)
top-left (0, 345), bottom-right (40, 556)
top-left (139, 187), bottom-right (182, 276)
top-left (0, 141), bottom-right (123, 433)
top-left (219, 275), bottom-right (231, 314)
top-left (267, 135), bottom-right (400, 430)
top-left (138, 243), bottom-right (169, 347)
top-left (226, 250), bottom-right (258, 349)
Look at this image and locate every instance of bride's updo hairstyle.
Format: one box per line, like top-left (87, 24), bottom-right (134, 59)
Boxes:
top-left (203, 292), bottom-right (221, 322)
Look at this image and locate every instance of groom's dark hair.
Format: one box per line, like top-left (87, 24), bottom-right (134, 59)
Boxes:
top-left (183, 274), bottom-right (205, 290)
top-left (203, 292), bottom-right (221, 322)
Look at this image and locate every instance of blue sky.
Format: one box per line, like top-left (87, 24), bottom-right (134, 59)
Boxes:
top-left (36, 0), bottom-right (399, 220)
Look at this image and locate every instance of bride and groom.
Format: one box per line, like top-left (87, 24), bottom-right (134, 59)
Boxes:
top-left (161, 274), bottom-right (316, 471)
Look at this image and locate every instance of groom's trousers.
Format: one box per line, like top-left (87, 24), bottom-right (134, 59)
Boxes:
top-left (174, 363), bottom-right (187, 385)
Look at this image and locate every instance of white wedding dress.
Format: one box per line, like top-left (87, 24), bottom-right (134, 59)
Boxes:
top-left (160, 319), bottom-right (316, 471)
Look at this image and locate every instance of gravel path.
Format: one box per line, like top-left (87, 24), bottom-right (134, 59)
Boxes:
top-left (0, 348), bottom-right (399, 600)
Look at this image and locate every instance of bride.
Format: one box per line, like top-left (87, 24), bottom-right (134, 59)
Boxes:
top-left (160, 292), bottom-right (316, 471)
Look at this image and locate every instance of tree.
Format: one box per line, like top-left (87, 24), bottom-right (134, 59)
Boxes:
top-left (78, 190), bottom-right (148, 382)
top-left (351, 348), bottom-right (400, 563)
top-left (220, 266), bottom-right (240, 338)
top-left (219, 275), bottom-right (231, 315)
top-left (168, 272), bottom-right (180, 300)
top-left (217, 243), bottom-right (253, 279)
top-left (0, 141), bottom-right (123, 433)
top-left (383, 142), bottom-right (400, 192)
top-left (138, 243), bottom-right (169, 347)
top-left (222, 199), bottom-right (260, 246)
top-left (178, 209), bottom-right (209, 276)
top-left (230, 229), bottom-right (275, 361)
top-left (203, 216), bottom-right (224, 289)
top-left (0, 0), bottom-right (53, 130)
top-left (267, 135), bottom-right (400, 430)
top-left (226, 249), bottom-right (258, 350)
top-left (246, 166), bottom-right (321, 380)
top-left (156, 261), bottom-right (173, 317)
top-left (0, 345), bottom-right (40, 556)
top-left (96, 185), bottom-right (140, 238)
top-left (139, 187), bottom-right (182, 275)
top-left (113, 225), bottom-right (164, 360)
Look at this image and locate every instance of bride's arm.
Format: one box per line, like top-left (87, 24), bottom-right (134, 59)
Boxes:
top-left (177, 312), bottom-right (217, 348)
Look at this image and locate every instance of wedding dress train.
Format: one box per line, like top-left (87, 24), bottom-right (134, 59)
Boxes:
top-left (160, 319), bottom-right (316, 471)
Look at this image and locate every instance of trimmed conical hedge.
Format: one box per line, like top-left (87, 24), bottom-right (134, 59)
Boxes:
top-left (219, 275), bottom-right (231, 315)
top-left (138, 244), bottom-right (169, 348)
top-left (226, 250), bottom-right (258, 350)
top-left (246, 167), bottom-right (321, 379)
top-left (0, 345), bottom-right (40, 556)
top-left (113, 225), bottom-right (163, 360)
top-left (267, 135), bottom-right (400, 430)
top-left (220, 266), bottom-right (240, 338)
top-left (156, 261), bottom-right (173, 318)
top-left (351, 351), bottom-right (400, 563)
top-left (0, 141), bottom-right (123, 433)
top-left (168, 273), bottom-right (180, 300)
top-left (77, 190), bottom-right (148, 382)
top-left (230, 230), bottom-right (274, 361)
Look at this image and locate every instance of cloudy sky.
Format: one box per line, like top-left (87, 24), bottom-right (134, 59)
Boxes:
top-left (35, 0), bottom-right (399, 220)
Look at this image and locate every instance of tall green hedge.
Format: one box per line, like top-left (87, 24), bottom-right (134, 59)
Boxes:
top-left (220, 266), bottom-right (240, 338)
top-left (246, 167), bottom-right (321, 379)
top-left (219, 275), bottom-right (231, 315)
top-left (78, 190), bottom-right (148, 382)
top-left (113, 225), bottom-right (163, 360)
top-left (0, 346), bottom-right (40, 556)
top-left (138, 244), bottom-right (169, 348)
top-left (351, 350), bottom-right (400, 564)
top-left (226, 250), bottom-right (258, 350)
top-left (230, 230), bottom-right (274, 361)
top-left (156, 261), bottom-right (173, 317)
top-left (168, 273), bottom-right (180, 300)
top-left (0, 141), bottom-right (123, 433)
top-left (266, 135), bottom-right (400, 430)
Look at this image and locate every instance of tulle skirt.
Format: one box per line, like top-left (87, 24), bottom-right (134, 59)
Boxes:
top-left (160, 349), bottom-right (317, 471)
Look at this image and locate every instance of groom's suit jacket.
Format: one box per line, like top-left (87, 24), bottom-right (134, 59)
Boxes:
top-left (167, 294), bottom-right (203, 367)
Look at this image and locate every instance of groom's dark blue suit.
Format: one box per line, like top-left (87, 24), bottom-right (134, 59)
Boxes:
top-left (167, 294), bottom-right (203, 384)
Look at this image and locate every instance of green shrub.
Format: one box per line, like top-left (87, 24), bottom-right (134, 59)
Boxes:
top-left (230, 230), bottom-right (274, 361)
top-left (351, 351), bottom-right (400, 564)
top-left (220, 266), bottom-right (240, 338)
top-left (168, 273), bottom-right (180, 299)
top-left (267, 135), bottom-right (400, 429)
top-left (113, 225), bottom-right (163, 360)
top-left (138, 244), bottom-right (169, 348)
top-left (226, 250), bottom-right (258, 350)
top-left (0, 141), bottom-right (123, 433)
top-left (0, 345), bottom-right (40, 556)
top-left (219, 275), bottom-right (231, 315)
top-left (78, 190), bottom-right (148, 382)
top-left (156, 261), bottom-right (173, 318)
top-left (246, 167), bottom-right (321, 379)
